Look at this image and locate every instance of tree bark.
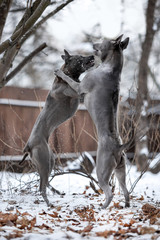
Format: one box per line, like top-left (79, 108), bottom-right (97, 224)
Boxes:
top-left (0, 0), bottom-right (12, 41)
top-left (135, 0), bottom-right (157, 171)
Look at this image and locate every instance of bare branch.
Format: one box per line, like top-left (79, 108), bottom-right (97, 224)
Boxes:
top-left (0, 0), bottom-right (50, 54)
top-left (9, 1), bottom-right (58, 12)
top-left (148, 65), bottom-right (160, 91)
top-left (21, 0), bottom-right (74, 45)
top-left (4, 42), bottom-right (47, 84)
top-left (50, 169), bottom-right (100, 194)
top-left (129, 163), bottom-right (150, 194)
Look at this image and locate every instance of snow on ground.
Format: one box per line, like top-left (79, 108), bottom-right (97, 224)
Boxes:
top-left (0, 163), bottom-right (160, 240)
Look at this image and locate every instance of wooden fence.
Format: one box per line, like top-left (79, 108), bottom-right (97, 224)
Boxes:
top-left (0, 87), bottom-right (97, 164)
top-left (1, 86), bottom-right (160, 171)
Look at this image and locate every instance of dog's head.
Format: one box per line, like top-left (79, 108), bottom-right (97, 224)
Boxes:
top-left (61, 50), bottom-right (95, 80)
top-left (93, 35), bottom-right (129, 62)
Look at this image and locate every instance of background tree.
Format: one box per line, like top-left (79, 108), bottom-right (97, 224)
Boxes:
top-left (0, 0), bottom-right (74, 90)
top-left (135, 0), bottom-right (160, 171)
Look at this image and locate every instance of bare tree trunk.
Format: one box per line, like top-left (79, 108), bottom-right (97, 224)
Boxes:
top-left (0, 0), bottom-right (12, 41)
top-left (135, 0), bottom-right (157, 171)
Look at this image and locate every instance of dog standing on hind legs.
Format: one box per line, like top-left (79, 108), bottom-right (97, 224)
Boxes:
top-left (21, 50), bottom-right (95, 206)
top-left (55, 35), bottom-right (130, 208)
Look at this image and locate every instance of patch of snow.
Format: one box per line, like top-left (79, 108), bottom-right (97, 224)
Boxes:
top-left (0, 164), bottom-right (160, 239)
top-left (141, 100), bottom-right (148, 117)
top-left (149, 154), bottom-right (160, 168)
top-left (140, 135), bottom-right (147, 141)
top-left (140, 147), bottom-right (149, 156)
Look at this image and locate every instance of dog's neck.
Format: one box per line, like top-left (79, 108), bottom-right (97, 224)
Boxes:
top-left (103, 50), bottom-right (123, 75)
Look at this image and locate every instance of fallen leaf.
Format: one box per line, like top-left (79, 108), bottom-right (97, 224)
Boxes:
top-left (5, 230), bottom-right (23, 239)
top-left (37, 223), bottom-right (53, 232)
top-left (0, 212), bottom-right (18, 225)
top-left (142, 203), bottom-right (157, 214)
top-left (74, 206), bottom-right (96, 222)
top-left (66, 226), bottom-right (79, 233)
top-left (113, 202), bottom-right (123, 209)
top-left (82, 225), bottom-right (93, 233)
top-left (150, 216), bottom-right (158, 225)
top-left (139, 226), bottom-right (156, 235)
top-left (96, 230), bottom-right (116, 238)
top-left (39, 210), bottom-right (47, 215)
top-left (48, 211), bottom-right (59, 218)
top-left (137, 195), bottom-right (144, 201)
top-left (22, 212), bottom-right (32, 217)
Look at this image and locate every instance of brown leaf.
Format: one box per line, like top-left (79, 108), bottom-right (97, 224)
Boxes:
top-left (150, 216), bottom-right (158, 225)
top-left (67, 218), bottom-right (80, 225)
top-left (16, 216), bottom-right (36, 230)
top-left (5, 230), bottom-right (23, 239)
top-left (142, 203), bottom-right (157, 214)
top-left (74, 206), bottom-right (96, 222)
top-left (48, 211), bottom-right (59, 218)
top-left (139, 226), bottom-right (156, 235)
top-left (96, 230), bottom-right (116, 238)
top-left (130, 228), bottom-right (138, 234)
top-left (37, 223), bottom-right (53, 232)
top-left (137, 195), bottom-right (144, 201)
top-left (39, 210), bottom-right (47, 215)
top-left (30, 217), bottom-right (36, 228)
top-left (66, 226), bottom-right (79, 233)
top-left (16, 216), bottom-right (30, 228)
top-left (113, 202), bottom-right (123, 209)
top-left (82, 225), bottom-right (93, 233)
top-left (22, 212), bottom-right (32, 217)
top-left (0, 212), bottom-right (18, 225)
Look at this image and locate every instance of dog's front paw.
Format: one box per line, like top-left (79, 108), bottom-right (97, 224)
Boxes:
top-left (54, 69), bottom-right (63, 78)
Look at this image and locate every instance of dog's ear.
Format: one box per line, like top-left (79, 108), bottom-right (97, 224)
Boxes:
top-left (115, 34), bottom-right (123, 44)
top-left (120, 37), bottom-right (129, 50)
top-left (61, 49), bottom-right (70, 61)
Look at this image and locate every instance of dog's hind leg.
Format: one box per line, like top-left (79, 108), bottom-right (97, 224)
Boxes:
top-left (115, 155), bottom-right (130, 207)
top-left (96, 150), bottom-right (116, 208)
top-left (39, 171), bottom-right (50, 206)
top-left (32, 147), bottom-right (52, 206)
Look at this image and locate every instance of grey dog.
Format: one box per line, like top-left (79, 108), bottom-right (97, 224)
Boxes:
top-left (21, 50), bottom-right (94, 206)
top-left (55, 36), bottom-right (130, 208)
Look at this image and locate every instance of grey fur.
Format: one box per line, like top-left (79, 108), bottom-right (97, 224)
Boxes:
top-left (22, 50), bottom-right (94, 206)
top-left (55, 36), bottom-right (130, 208)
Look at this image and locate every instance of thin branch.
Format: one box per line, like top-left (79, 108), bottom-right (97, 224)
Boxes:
top-left (4, 42), bottom-right (47, 84)
top-left (21, 0), bottom-right (74, 45)
top-left (129, 162), bottom-right (150, 194)
top-left (50, 170), bottom-right (100, 189)
top-left (0, 0), bottom-right (50, 54)
top-left (9, 1), bottom-right (58, 12)
top-left (148, 65), bottom-right (160, 91)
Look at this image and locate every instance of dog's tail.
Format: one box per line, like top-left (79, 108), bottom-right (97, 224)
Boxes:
top-left (19, 145), bottom-right (30, 165)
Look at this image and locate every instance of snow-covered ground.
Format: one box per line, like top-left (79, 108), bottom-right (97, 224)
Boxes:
top-left (0, 163), bottom-right (160, 240)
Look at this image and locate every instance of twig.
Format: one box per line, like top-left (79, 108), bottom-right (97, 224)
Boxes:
top-left (21, 0), bottom-right (74, 45)
top-left (0, 0), bottom-right (50, 54)
top-left (0, 138), bottom-right (22, 152)
top-left (49, 169), bottom-right (100, 194)
top-left (4, 42), bottom-right (47, 83)
top-left (129, 163), bottom-right (150, 194)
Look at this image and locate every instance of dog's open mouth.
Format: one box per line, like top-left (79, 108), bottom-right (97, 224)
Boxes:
top-left (86, 56), bottom-right (95, 69)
